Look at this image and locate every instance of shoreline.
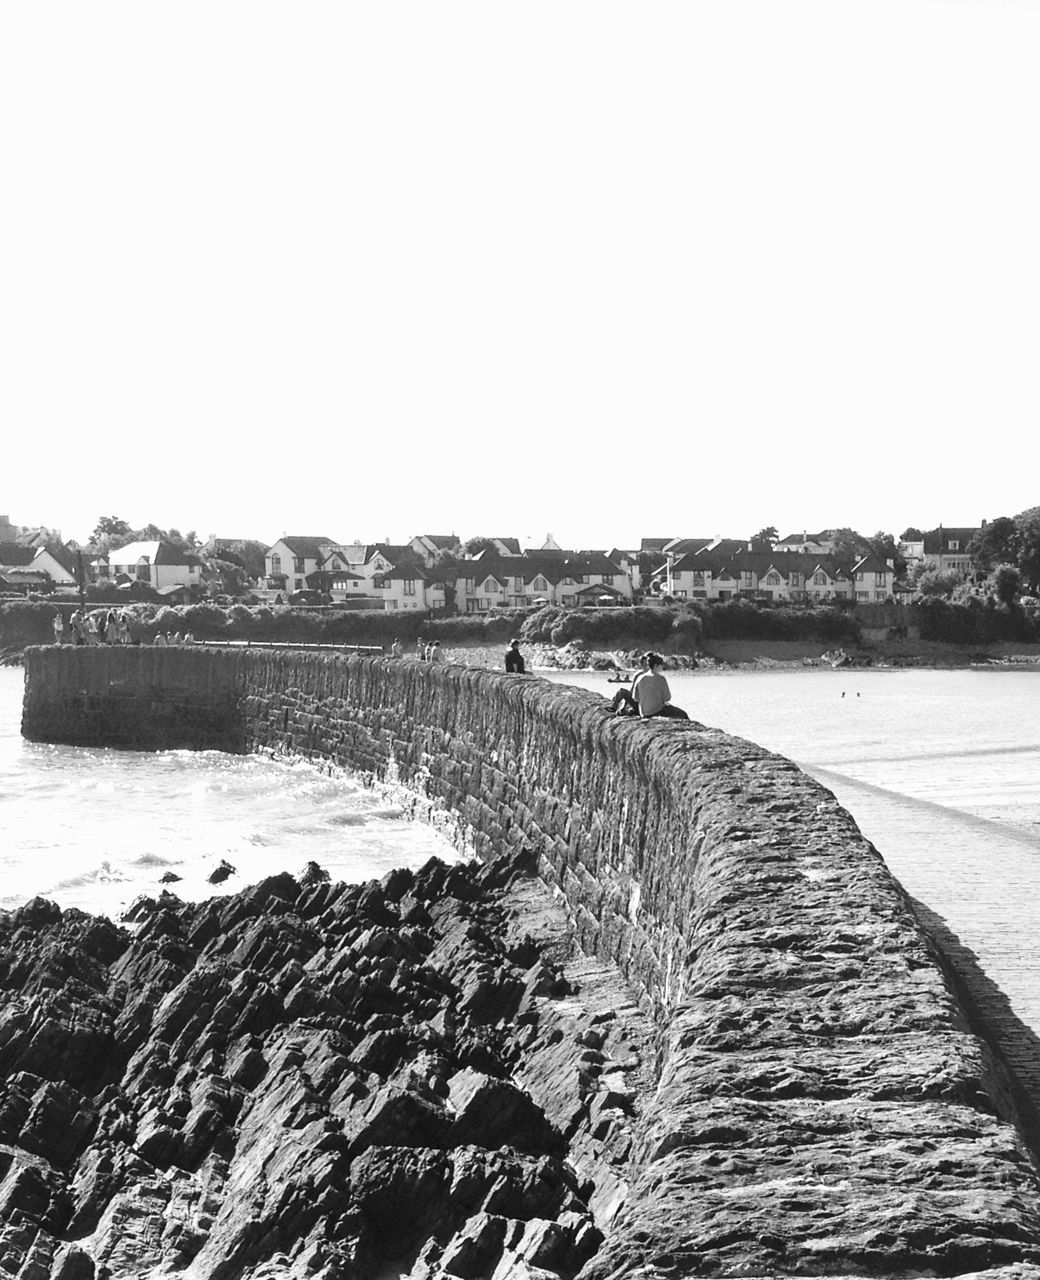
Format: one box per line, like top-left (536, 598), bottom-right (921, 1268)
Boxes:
top-left (6, 636), bottom-right (1040, 674)
top-left (441, 636), bottom-right (1040, 675)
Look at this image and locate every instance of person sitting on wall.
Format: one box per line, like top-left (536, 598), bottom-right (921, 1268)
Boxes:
top-left (608, 653), bottom-right (648, 716)
top-left (505, 638), bottom-right (525, 673)
top-left (633, 653), bottom-right (689, 720)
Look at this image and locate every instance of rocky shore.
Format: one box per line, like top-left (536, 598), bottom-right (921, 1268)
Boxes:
top-left (0, 847), bottom-right (656, 1279)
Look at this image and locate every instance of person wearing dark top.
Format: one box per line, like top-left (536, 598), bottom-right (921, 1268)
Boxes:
top-left (505, 638), bottom-right (525, 673)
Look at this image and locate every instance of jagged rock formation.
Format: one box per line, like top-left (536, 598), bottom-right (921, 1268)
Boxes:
top-left (0, 849), bottom-right (654, 1279)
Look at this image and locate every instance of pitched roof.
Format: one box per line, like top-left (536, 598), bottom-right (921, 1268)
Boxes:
top-left (0, 543), bottom-right (36, 567)
top-left (414, 534), bottom-right (460, 550)
top-left (663, 537), bottom-right (714, 555)
top-left (272, 536), bottom-right (340, 559)
top-left (107, 540), bottom-right (201, 566)
top-left (640, 538), bottom-right (674, 552)
top-left (923, 527), bottom-right (980, 553)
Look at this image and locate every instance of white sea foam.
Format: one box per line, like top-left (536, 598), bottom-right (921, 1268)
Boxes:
top-left (0, 666), bottom-right (458, 921)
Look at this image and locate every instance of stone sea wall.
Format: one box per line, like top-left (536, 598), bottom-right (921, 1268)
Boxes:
top-left (19, 645), bottom-right (1040, 1278)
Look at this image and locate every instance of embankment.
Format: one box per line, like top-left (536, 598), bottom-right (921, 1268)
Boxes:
top-left (15, 644), bottom-right (1040, 1279)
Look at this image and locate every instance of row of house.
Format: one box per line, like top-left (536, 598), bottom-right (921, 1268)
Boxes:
top-left (262, 536), bottom-right (635, 612)
top-left (261, 531), bottom-right (903, 611)
top-left (0, 515), bottom-right (989, 609)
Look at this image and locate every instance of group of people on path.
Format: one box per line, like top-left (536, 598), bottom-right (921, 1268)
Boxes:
top-left (56, 608), bottom-right (135, 646)
top-left (389, 638), bottom-right (442, 662)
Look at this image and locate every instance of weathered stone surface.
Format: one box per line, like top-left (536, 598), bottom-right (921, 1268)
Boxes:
top-left (15, 646), bottom-right (1040, 1278)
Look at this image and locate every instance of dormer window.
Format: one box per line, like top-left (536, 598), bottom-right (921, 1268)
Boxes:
top-left (533, 576), bottom-right (548, 591)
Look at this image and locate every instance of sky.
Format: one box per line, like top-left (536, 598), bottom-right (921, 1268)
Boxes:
top-left (2, 1), bottom-right (1039, 552)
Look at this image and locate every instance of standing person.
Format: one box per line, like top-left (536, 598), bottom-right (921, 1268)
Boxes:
top-left (70, 608), bottom-right (86, 646)
top-left (104, 611), bottom-right (119, 644)
top-left (426, 640), bottom-right (441, 662)
top-left (505, 638), bottom-right (525, 673)
top-left (391, 638), bottom-right (404, 659)
top-left (52, 612), bottom-right (66, 645)
top-left (416, 638), bottom-right (426, 660)
top-left (634, 653), bottom-right (689, 720)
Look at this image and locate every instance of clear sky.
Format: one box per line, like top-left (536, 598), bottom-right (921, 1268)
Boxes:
top-left (2, 1), bottom-right (1038, 552)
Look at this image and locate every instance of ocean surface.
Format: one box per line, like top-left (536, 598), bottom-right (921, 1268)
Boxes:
top-left (0, 665), bottom-right (457, 921)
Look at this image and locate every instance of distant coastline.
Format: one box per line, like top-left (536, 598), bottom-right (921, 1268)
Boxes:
top-left (441, 637), bottom-right (1040, 674)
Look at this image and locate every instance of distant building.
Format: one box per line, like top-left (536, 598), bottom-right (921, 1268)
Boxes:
top-left (105, 541), bottom-right (203, 592)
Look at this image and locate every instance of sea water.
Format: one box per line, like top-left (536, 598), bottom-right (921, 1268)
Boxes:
top-left (0, 665), bottom-right (456, 921)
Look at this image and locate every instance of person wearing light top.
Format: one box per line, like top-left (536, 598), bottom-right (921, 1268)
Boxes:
top-left (633, 653), bottom-right (689, 719)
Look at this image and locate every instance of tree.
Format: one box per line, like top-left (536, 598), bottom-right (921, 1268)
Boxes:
top-left (867, 531), bottom-right (907, 579)
top-left (829, 528), bottom-right (868, 567)
top-left (430, 548), bottom-right (460, 571)
top-left (90, 516), bottom-right (132, 550)
top-left (463, 537), bottom-right (495, 557)
top-left (913, 566), bottom-right (963, 598)
top-left (990, 563), bottom-right (1023, 609)
top-left (968, 516), bottom-right (1018, 576)
top-left (1013, 507), bottom-right (1040, 593)
top-left (750, 526), bottom-right (778, 549)
top-left (900, 527), bottom-right (924, 541)
top-left (205, 558), bottom-right (251, 597)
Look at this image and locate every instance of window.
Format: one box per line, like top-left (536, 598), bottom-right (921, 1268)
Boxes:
top-left (293, 558), bottom-right (305, 574)
top-left (484, 578), bottom-right (500, 593)
top-left (875, 572), bottom-right (886, 586)
top-left (692, 572), bottom-right (705, 586)
top-left (856, 590), bottom-right (869, 600)
top-left (814, 572), bottom-right (827, 586)
top-left (404, 579), bottom-right (416, 595)
top-left (533, 576), bottom-right (548, 591)
top-left (271, 554), bottom-right (281, 574)
top-left (765, 572), bottom-right (781, 585)
top-left (949, 539), bottom-right (960, 551)
top-left (294, 579), bottom-right (303, 590)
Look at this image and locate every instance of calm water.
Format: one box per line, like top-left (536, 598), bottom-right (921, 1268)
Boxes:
top-left (0, 666), bottom-right (456, 921)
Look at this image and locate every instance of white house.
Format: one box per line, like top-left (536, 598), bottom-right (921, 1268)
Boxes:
top-left (264, 536), bottom-right (348, 596)
top-left (105, 541), bottom-right (203, 592)
top-left (851, 555), bottom-right (896, 603)
top-left (408, 534), bottom-right (461, 564)
top-left (0, 543), bottom-right (77, 587)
